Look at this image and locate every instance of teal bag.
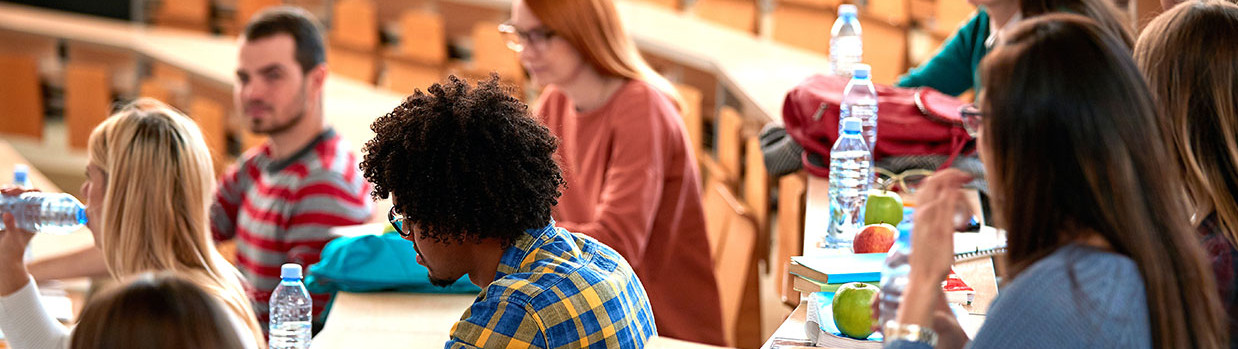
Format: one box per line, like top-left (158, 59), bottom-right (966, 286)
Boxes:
top-left (305, 230), bottom-right (481, 295)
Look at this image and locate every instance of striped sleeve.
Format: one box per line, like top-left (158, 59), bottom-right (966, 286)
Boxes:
top-left (281, 169), bottom-right (371, 268)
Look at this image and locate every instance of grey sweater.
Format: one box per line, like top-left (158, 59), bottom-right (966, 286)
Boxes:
top-left (888, 244), bottom-right (1151, 348)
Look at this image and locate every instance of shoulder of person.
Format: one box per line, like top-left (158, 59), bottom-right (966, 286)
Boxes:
top-left (615, 80), bottom-right (674, 111)
top-left (999, 244), bottom-right (1146, 324)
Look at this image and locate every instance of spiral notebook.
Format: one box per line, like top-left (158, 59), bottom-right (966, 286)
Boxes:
top-left (953, 226), bottom-right (1006, 262)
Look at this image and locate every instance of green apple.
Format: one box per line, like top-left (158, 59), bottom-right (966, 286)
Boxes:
top-left (832, 282), bottom-right (880, 339)
top-left (864, 189), bottom-right (904, 225)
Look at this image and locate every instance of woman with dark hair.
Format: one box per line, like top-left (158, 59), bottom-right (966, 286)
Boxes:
top-left (70, 272), bottom-right (246, 349)
top-left (1135, 1), bottom-right (1238, 346)
top-left (895, 0), bottom-right (1132, 96)
top-left (884, 14), bottom-right (1228, 348)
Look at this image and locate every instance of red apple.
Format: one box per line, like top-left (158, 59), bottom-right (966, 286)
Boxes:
top-left (852, 223), bottom-right (896, 253)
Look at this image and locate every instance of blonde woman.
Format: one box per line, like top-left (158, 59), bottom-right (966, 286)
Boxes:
top-left (1135, 1), bottom-right (1238, 345)
top-left (503, 0), bottom-right (723, 344)
top-left (0, 99), bottom-right (264, 349)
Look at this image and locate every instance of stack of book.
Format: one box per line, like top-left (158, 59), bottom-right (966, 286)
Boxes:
top-left (788, 253), bottom-right (885, 298)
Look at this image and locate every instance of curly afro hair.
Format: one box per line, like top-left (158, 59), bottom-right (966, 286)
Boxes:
top-left (360, 75), bottom-right (565, 246)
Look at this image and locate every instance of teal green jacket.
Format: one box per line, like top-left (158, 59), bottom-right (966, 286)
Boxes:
top-left (896, 11), bottom-right (990, 96)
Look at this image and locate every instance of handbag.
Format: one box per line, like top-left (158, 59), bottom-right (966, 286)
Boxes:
top-left (782, 74), bottom-right (974, 177)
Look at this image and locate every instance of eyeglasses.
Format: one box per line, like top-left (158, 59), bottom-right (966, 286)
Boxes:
top-left (958, 104), bottom-right (983, 138)
top-left (388, 206), bottom-right (412, 239)
top-left (497, 22), bottom-right (557, 53)
top-left (875, 168), bottom-right (934, 195)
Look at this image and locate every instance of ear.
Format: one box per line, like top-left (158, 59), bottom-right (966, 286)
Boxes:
top-left (307, 63), bottom-right (328, 95)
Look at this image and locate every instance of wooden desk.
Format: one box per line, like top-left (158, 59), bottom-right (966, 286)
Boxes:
top-left (311, 291), bottom-right (477, 349)
top-left (648, 336), bottom-right (735, 348)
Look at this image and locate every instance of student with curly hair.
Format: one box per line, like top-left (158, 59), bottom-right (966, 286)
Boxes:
top-left (360, 75), bottom-right (657, 348)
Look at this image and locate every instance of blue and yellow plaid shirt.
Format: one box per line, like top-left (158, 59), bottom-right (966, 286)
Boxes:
top-left (446, 222), bottom-right (657, 348)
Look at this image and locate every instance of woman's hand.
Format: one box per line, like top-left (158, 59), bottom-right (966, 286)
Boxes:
top-left (909, 169), bottom-right (972, 287)
top-left (0, 187), bottom-right (39, 295)
top-left (893, 169), bottom-right (972, 329)
top-left (929, 292), bottom-right (970, 349)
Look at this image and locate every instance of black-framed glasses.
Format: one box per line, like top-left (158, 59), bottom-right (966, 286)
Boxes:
top-left (388, 206), bottom-right (411, 238)
top-left (497, 22), bottom-right (557, 53)
top-left (958, 104), bottom-right (983, 138)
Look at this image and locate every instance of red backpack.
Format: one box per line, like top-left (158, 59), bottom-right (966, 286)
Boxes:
top-left (782, 74), bottom-right (974, 177)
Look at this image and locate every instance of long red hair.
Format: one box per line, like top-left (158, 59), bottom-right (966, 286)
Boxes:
top-left (523, 0), bottom-right (684, 111)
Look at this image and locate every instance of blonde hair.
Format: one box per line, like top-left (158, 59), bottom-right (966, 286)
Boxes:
top-left (86, 98), bottom-right (264, 346)
top-left (1135, 0), bottom-right (1238, 246)
top-left (523, 0), bottom-right (685, 111)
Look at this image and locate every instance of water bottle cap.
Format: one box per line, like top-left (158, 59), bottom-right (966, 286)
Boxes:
top-left (13, 165), bottom-right (28, 185)
top-left (842, 117), bottom-right (863, 134)
top-left (280, 263), bottom-right (302, 279)
top-left (839, 4), bottom-right (859, 16)
top-left (76, 206), bottom-right (88, 225)
top-left (852, 64), bottom-right (872, 80)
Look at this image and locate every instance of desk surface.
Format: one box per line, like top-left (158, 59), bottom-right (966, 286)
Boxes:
top-left (310, 291), bottom-right (478, 349)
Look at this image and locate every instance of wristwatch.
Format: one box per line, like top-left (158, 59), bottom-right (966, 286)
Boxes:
top-left (882, 321), bottom-right (938, 347)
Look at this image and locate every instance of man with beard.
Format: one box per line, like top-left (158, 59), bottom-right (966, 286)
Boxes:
top-left (209, 7), bottom-right (372, 333)
top-left (22, 7), bottom-right (370, 334)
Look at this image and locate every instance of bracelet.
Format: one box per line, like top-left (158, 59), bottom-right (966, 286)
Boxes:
top-left (883, 321), bottom-right (938, 347)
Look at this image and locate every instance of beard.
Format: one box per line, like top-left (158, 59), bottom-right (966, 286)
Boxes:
top-left (413, 241), bottom-right (458, 288)
top-left (247, 83), bottom-right (309, 136)
top-left (428, 275), bottom-right (457, 288)
top-left (251, 108), bottom-right (305, 135)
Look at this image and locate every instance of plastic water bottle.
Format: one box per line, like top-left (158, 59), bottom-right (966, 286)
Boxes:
top-left (825, 117), bottom-right (871, 251)
top-left (0, 193), bottom-right (87, 234)
top-left (879, 227), bottom-right (912, 328)
top-left (269, 263), bottom-right (312, 349)
top-left (829, 4), bottom-right (863, 77)
top-left (839, 64), bottom-right (879, 150)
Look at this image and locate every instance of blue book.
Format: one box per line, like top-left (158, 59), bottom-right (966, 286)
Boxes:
top-left (789, 253), bottom-right (886, 284)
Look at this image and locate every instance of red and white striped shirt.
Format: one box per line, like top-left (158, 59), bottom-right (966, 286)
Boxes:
top-left (211, 129), bottom-right (372, 328)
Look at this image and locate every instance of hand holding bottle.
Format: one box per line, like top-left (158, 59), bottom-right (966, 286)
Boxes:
top-left (0, 186), bottom-right (38, 296)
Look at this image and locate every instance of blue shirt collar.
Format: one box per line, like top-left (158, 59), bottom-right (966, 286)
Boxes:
top-left (493, 220), bottom-right (560, 282)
